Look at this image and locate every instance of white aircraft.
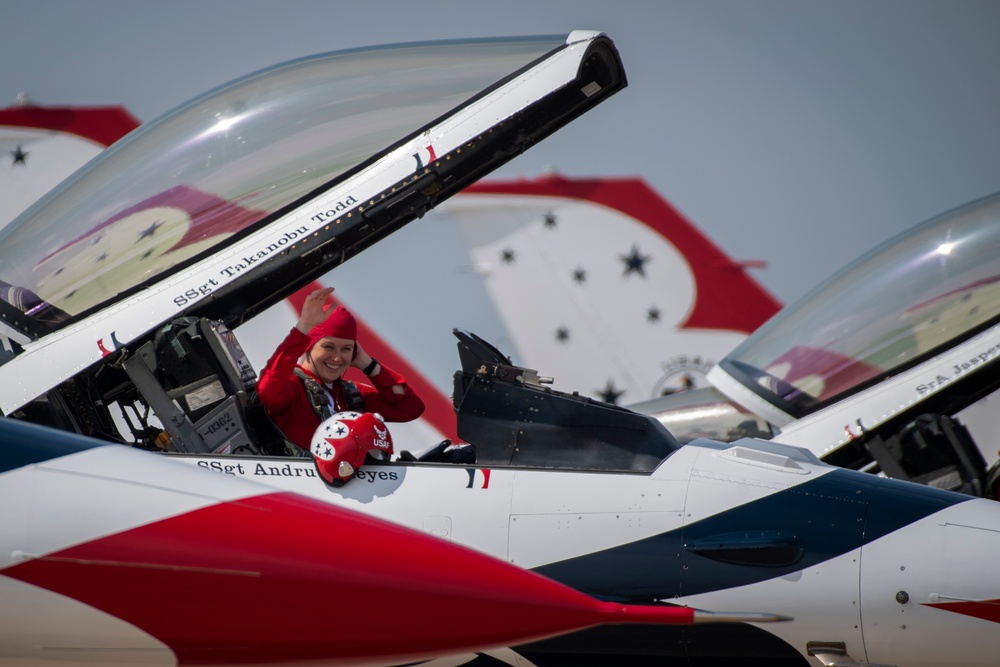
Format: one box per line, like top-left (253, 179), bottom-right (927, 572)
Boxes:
top-left (4, 415), bottom-right (754, 666)
top-left (603, 191), bottom-right (1000, 496)
top-left (2, 29), bottom-right (1000, 667)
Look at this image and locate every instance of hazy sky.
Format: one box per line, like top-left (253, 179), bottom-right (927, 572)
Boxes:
top-left (4, 0), bottom-right (1000, 385)
top-left (6, 0), bottom-right (1000, 301)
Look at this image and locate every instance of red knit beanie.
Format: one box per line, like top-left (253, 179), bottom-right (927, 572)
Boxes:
top-left (308, 306), bottom-right (357, 348)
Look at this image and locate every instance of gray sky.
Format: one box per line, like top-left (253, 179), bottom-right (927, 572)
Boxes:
top-left (4, 0), bottom-right (1000, 386)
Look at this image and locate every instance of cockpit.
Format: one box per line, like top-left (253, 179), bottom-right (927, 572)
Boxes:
top-left (103, 318), bottom-right (681, 473)
top-left (704, 191), bottom-right (1000, 496)
top-left (0, 33), bottom-right (673, 477)
top-left (713, 191), bottom-right (1000, 423)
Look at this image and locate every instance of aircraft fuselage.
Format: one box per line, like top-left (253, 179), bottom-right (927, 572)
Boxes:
top-left (170, 437), bottom-right (1000, 667)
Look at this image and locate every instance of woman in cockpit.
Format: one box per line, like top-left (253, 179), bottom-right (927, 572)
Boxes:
top-left (257, 286), bottom-right (424, 453)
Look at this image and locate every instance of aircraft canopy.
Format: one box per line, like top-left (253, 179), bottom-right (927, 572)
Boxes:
top-left (718, 191), bottom-right (1000, 419)
top-left (0, 37), bottom-right (566, 332)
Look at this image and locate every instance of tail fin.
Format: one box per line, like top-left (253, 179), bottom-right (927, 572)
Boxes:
top-left (0, 102), bottom-right (140, 227)
top-left (442, 174), bottom-right (782, 403)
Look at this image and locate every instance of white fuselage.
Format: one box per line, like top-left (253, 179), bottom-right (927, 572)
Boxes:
top-left (174, 438), bottom-right (1000, 667)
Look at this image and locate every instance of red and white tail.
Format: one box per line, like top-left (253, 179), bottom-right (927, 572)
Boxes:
top-left (0, 101), bottom-right (140, 228)
top-left (443, 174), bottom-right (782, 404)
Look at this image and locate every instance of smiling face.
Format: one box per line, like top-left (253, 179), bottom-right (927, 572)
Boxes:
top-left (303, 335), bottom-right (355, 384)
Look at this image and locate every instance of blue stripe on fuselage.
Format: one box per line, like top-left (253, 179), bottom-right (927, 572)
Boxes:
top-left (0, 417), bottom-right (108, 474)
top-left (532, 468), bottom-right (971, 600)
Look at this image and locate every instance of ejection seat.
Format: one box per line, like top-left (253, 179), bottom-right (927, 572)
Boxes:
top-left (122, 317), bottom-right (290, 456)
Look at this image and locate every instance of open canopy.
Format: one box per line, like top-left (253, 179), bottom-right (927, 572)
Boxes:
top-left (0, 32), bottom-right (625, 415)
top-left (0, 36), bottom-right (576, 330)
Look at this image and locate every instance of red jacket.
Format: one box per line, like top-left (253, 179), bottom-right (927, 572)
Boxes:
top-left (257, 327), bottom-right (425, 451)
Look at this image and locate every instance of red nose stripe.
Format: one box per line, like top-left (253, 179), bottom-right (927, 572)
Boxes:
top-left (5, 491), bottom-right (693, 665)
top-left (925, 599), bottom-right (1000, 625)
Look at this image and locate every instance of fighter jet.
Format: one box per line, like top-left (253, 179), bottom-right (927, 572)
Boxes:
top-left (3, 415), bottom-right (769, 666)
top-left (627, 190), bottom-right (1000, 496)
top-left (1, 30), bottom-right (999, 667)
